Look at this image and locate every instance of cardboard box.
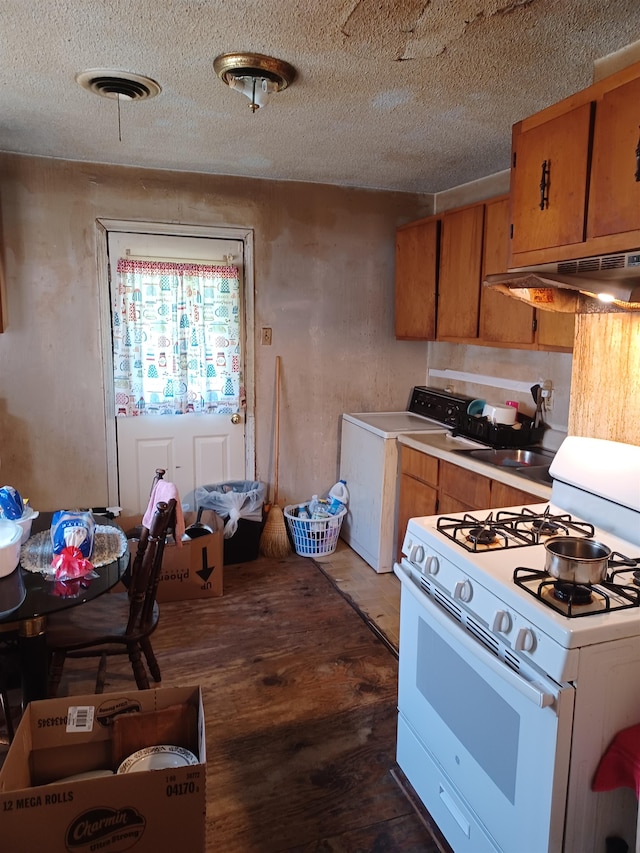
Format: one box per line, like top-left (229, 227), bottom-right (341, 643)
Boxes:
top-left (119, 510), bottom-right (224, 601)
top-left (0, 685), bottom-right (206, 853)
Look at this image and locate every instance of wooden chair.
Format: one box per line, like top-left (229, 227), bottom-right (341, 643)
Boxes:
top-left (46, 499), bottom-right (177, 697)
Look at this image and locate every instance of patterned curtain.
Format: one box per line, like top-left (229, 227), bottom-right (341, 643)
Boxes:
top-left (112, 259), bottom-right (242, 416)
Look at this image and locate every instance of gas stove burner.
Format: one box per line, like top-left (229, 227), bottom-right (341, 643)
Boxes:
top-left (607, 552), bottom-right (640, 582)
top-left (497, 506), bottom-right (596, 542)
top-left (437, 512), bottom-right (536, 552)
top-left (552, 581), bottom-right (593, 605)
top-left (514, 566), bottom-right (640, 617)
top-left (467, 526), bottom-right (498, 546)
top-left (531, 518), bottom-right (563, 537)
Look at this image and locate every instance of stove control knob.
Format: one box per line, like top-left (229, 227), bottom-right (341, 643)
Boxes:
top-left (454, 579), bottom-right (472, 602)
top-left (424, 555), bottom-right (439, 575)
top-left (492, 610), bottom-right (512, 634)
top-left (515, 627), bottom-right (536, 652)
top-left (409, 544), bottom-right (425, 564)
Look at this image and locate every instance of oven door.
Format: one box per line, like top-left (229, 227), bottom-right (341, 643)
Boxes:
top-left (395, 561), bottom-right (575, 853)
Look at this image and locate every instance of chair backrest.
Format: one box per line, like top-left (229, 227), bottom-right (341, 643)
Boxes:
top-left (126, 498), bottom-right (177, 634)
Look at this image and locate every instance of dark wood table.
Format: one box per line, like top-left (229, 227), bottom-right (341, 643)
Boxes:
top-left (0, 512), bottom-right (129, 705)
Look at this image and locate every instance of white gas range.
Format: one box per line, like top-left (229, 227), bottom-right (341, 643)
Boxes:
top-left (394, 436), bottom-right (640, 853)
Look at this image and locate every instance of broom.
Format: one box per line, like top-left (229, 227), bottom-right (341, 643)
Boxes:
top-left (260, 355), bottom-right (291, 558)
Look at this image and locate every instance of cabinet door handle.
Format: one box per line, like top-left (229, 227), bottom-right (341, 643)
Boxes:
top-left (539, 159), bottom-right (550, 210)
top-left (635, 128), bottom-right (640, 182)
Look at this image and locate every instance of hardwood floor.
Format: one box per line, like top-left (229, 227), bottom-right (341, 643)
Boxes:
top-left (0, 542), bottom-right (449, 852)
top-left (314, 540), bottom-right (401, 653)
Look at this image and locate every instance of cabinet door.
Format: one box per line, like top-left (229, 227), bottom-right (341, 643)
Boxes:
top-left (397, 473), bottom-right (438, 560)
top-left (438, 493), bottom-right (476, 514)
top-left (510, 103), bottom-right (592, 257)
top-left (395, 218), bottom-right (438, 339)
top-left (439, 461), bottom-right (491, 509)
top-left (491, 481), bottom-right (543, 508)
top-left (588, 76), bottom-right (640, 240)
top-left (400, 445), bottom-right (439, 486)
top-left (479, 197), bottom-right (535, 345)
top-left (536, 310), bottom-right (575, 349)
top-left (437, 205), bottom-right (485, 340)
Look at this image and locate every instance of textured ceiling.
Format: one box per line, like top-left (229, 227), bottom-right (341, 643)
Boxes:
top-left (1, 0), bottom-right (640, 193)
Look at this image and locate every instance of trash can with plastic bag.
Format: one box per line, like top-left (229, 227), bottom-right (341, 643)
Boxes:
top-left (194, 481), bottom-right (266, 564)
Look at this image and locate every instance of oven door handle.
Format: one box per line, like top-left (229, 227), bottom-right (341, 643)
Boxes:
top-left (396, 562), bottom-right (557, 710)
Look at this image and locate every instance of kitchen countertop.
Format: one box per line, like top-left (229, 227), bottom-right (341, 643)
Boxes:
top-left (398, 431), bottom-right (553, 501)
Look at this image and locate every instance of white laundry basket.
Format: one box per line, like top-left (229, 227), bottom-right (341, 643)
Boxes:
top-left (284, 505), bottom-right (347, 557)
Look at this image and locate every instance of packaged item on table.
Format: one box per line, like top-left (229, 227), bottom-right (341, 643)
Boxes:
top-left (0, 486), bottom-right (24, 520)
top-left (51, 510), bottom-right (96, 559)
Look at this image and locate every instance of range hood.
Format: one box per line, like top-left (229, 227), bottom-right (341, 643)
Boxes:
top-left (484, 250), bottom-right (640, 313)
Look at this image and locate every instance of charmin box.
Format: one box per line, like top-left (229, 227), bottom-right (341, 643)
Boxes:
top-left (0, 685), bottom-right (206, 853)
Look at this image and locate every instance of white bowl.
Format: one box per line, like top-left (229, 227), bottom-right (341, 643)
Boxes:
top-left (0, 519), bottom-right (22, 577)
top-left (15, 507), bottom-right (39, 544)
top-left (116, 745), bottom-right (199, 774)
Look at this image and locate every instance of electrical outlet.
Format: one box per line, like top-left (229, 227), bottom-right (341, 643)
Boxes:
top-left (261, 327), bottom-right (272, 346)
top-left (541, 379), bottom-right (553, 411)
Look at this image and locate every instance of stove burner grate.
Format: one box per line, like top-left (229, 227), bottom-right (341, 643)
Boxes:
top-left (513, 566), bottom-right (640, 617)
top-left (497, 506), bottom-right (595, 542)
top-left (437, 512), bottom-right (536, 553)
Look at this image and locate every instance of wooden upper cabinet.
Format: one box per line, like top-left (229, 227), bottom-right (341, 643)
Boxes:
top-left (536, 310), bottom-right (575, 350)
top-left (510, 102), bottom-right (593, 259)
top-left (479, 196), bottom-right (535, 345)
top-left (437, 204), bottom-right (484, 340)
top-left (395, 217), bottom-right (439, 340)
top-left (588, 75), bottom-right (640, 240)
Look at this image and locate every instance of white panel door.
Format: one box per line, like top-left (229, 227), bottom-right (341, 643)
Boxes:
top-left (108, 232), bottom-right (246, 514)
top-left (116, 411), bottom-right (244, 514)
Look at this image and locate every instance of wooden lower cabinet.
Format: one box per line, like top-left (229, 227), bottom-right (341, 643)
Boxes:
top-left (492, 480), bottom-right (543, 507)
top-left (397, 474), bottom-right (438, 559)
top-left (438, 493), bottom-right (476, 514)
top-left (397, 447), bottom-right (439, 560)
top-left (439, 461), bottom-right (491, 509)
top-left (397, 447), bottom-right (545, 558)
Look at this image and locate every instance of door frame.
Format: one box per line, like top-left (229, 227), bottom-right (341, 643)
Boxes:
top-left (96, 218), bottom-right (256, 507)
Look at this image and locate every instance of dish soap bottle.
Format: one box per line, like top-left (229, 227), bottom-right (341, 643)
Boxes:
top-left (327, 480), bottom-right (349, 515)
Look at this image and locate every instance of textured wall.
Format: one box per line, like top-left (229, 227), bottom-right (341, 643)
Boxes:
top-left (0, 154), bottom-right (434, 510)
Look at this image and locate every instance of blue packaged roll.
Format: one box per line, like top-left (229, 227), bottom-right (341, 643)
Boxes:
top-left (51, 511), bottom-right (96, 558)
top-left (0, 486), bottom-right (24, 520)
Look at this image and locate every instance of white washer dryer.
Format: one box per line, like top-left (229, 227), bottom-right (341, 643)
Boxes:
top-left (339, 387), bottom-right (472, 573)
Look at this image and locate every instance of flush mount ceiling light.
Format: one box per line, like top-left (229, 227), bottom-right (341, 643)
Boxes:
top-left (75, 69), bottom-right (162, 101)
top-left (213, 52), bottom-right (296, 113)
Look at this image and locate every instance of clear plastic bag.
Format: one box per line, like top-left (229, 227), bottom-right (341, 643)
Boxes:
top-left (194, 481), bottom-right (266, 539)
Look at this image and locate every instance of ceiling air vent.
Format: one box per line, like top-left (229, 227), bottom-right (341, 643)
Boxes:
top-left (76, 69), bottom-right (161, 101)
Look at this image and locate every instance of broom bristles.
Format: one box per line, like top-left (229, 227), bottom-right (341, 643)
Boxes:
top-left (259, 503), bottom-right (291, 558)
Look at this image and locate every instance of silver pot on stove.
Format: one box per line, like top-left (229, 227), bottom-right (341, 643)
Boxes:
top-left (544, 536), bottom-right (612, 585)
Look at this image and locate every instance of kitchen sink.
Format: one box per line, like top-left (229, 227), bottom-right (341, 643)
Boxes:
top-left (452, 446), bottom-right (555, 485)
top-left (461, 448), bottom-right (554, 467)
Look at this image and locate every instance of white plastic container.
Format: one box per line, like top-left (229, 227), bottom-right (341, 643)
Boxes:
top-left (0, 519), bottom-right (22, 577)
top-left (327, 480), bottom-right (349, 515)
top-left (15, 506), bottom-right (39, 544)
